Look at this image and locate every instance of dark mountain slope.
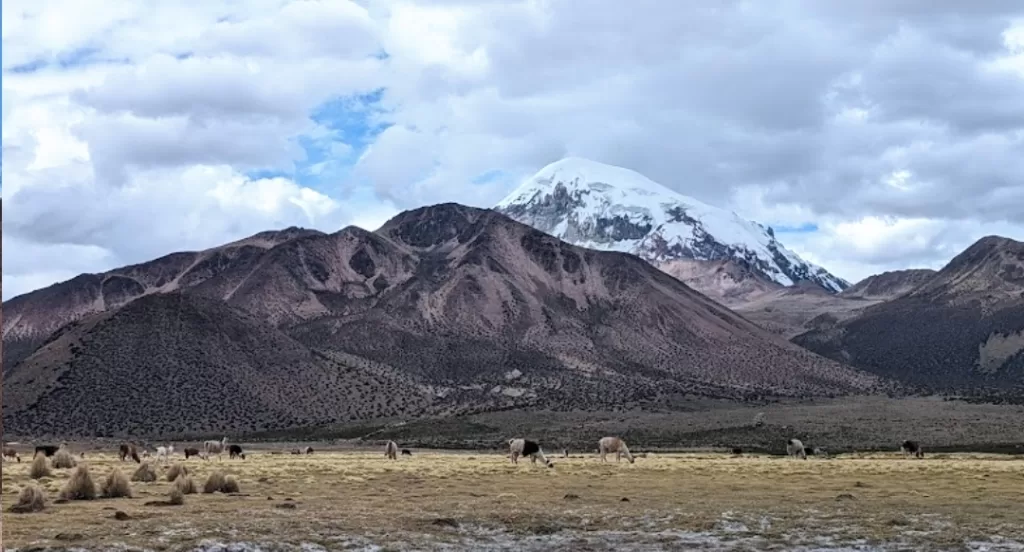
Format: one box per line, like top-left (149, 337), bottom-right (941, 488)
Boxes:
top-left (3, 293), bottom-right (434, 437)
top-left (794, 236), bottom-right (1024, 395)
top-left (2, 227), bottom-right (325, 370)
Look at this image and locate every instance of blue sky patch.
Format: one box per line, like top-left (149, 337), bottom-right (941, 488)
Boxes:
top-left (5, 46), bottom-right (130, 73)
top-left (245, 88), bottom-right (391, 198)
top-left (774, 222), bottom-right (819, 233)
top-left (472, 169), bottom-right (506, 185)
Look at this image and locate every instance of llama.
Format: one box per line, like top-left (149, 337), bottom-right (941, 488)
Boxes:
top-left (901, 440), bottom-right (924, 459)
top-left (385, 441), bottom-right (398, 460)
top-left (508, 438), bottom-right (553, 467)
top-left (786, 438), bottom-right (807, 459)
top-left (203, 437), bottom-right (228, 461)
top-left (563, 449), bottom-right (569, 458)
top-left (598, 437), bottom-right (635, 464)
top-left (401, 449), bottom-right (412, 456)
top-left (34, 445), bottom-right (60, 458)
top-left (228, 444), bottom-right (245, 460)
top-left (3, 446), bottom-right (20, 462)
top-left (156, 445), bottom-right (175, 464)
top-left (183, 447), bottom-right (201, 460)
top-left (119, 443), bottom-right (141, 463)
top-left (305, 446), bottom-right (314, 455)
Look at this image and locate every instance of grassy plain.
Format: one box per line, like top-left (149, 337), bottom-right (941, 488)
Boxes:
top-left (3, 447), bottom-right (1024, 551)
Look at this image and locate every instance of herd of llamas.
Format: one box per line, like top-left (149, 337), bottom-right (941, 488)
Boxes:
top-left (0, 432), bottom-right (933, 519)
top-left (1, 435), bottom-right (928, 467)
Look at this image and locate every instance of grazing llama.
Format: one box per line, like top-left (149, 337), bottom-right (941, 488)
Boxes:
top-left (34, 445), bottom-right (60, 458)
top-left (3, 446), bottom-right (21, 463)
top-left (508, 438), bottom-right (553, 467)
top-left (786, 438), bottom-right (807, 459)
top-left (598, 437), bottom-right (635, 464)
top-left (384, 441), bottom-right (398, 460)
top-left (119, 443), bottom-right (141, 463)
top-left (203, 437), bottom-right (228, 461)
top-left (901, 440), bottom-right (924, 459)
top-left (156, 445), bottom-right (175, 464)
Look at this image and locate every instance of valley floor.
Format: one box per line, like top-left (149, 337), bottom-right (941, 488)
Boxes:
top-left (3, 449), bottom-right (1024, 551)
top-left (232, 396), bottom-right (1024, 454)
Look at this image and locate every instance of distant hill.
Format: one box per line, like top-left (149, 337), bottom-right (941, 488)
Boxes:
top-left (840, 269), bottom-right (937, 301)
top-left (732, 285), bottom-right (880, 339)
top-left (3, 203), bottom-right (881, 438)
top-left (794, 236), bottom-right (1024, 396)
top-left (728, 270), bottom-right (939, 338)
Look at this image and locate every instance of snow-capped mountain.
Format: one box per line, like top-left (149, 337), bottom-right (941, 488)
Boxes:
top-left (495, 157), bottom-right (849, 293)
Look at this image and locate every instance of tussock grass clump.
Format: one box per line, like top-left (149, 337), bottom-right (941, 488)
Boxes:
top-left (203, 471), bottom-right (226, 494)
top-left (101, 468), bottom-right (133, 498)
top-left (30, 454), bottom-right (52, 479)
top-left (167, 463), bottom-right (188, 482)
top-left (168, 486), bottom-right (185, 505)
top-left (174, 475), bottom-right (197, 495)
top-left (221, 475), bottom-right (240, 493)
top-left (8, 484), bottom-right (47, 513)
top-left (131, 462), bottom-right (158, 482)
top-left (52, 446), bottom-right (77, 469)
top-left (59, 465), bottom-right (97, 501)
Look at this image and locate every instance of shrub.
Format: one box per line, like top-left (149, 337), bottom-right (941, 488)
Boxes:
top-left (168, 487), bottom-right (185, 505)
top-left (59, 465), bottom-right (97, 501)
top-left (174, 475), bottom-right (197, 495)
top-left (101, 468), bottom-right (133, 498)
top-left (203, 471), bottom-right (226, 494)
top-left (30, 455), bottom-right (52, 479)
top-left (8, 484), bottom-right (47, 513)
top-left (52, 446), bottom-right (77, 469)
top-left (131, 462), bottom-right (158, 482)
top-left (221, 475), bottom-right (240, 493)
top-left (167, 463), bottom-right (188, 482)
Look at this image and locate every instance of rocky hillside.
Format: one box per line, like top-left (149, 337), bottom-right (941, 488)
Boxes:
top-left (3, 293), bottom-right (438, 437)
top-left (3, 204), bottom-right (883, 437)
top-left (794, 236), bottom-right (1024, 396)
top-left (840, 269), bottom-right (937, 300)
top-left (656, 258), bottom-right (785, 306)
top-left (732, 284), bottom-right (881, 338)
top-left (495, 157), bottom-right (848, 293)
top-left (726, 269), bottom-right (938, 339)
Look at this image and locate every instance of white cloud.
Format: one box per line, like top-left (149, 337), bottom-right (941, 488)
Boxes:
top-left (3, 1), bottom-right (1024, 299)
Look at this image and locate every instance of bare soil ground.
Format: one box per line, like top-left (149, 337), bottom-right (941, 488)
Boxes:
top-left (3, 448), bottom-right (1024, 551)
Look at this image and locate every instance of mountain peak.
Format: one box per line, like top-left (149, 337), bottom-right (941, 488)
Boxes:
top-left (496, 158), bottom-right (849, 293)
top-left (907, 235), bottom-right (1024, 303)
top-left (377, 203), bottom-right (493, 250)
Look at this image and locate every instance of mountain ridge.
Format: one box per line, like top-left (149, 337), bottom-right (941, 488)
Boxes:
top-left (794, 235), bottom-right (1024, 396)
top-left (840, 268), bottom-right (937, 301)
top-left (3, 203), bottom-right (883, 437)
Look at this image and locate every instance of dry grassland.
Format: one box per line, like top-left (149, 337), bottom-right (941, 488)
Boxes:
top-left (3, 449), bottom-right (1024, 551)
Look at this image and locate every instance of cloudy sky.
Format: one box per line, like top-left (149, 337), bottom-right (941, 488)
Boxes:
top-left (3, 1), bottom-right (1024, 300)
